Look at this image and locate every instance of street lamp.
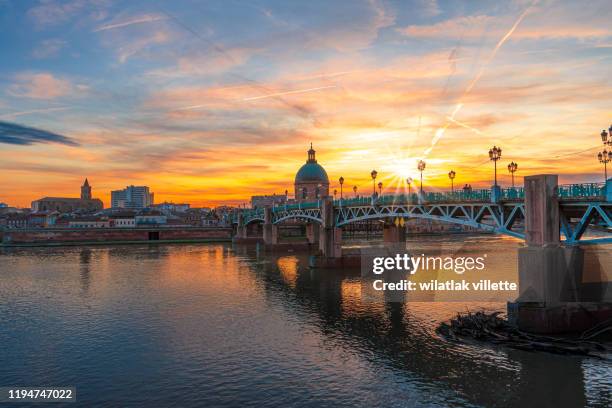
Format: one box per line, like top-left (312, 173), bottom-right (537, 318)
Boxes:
top-left (333, 189), bottom-right (337, 199)
top-left (601, 126), bottom-right (612, 147)
top-left (353, 185), bottom-right (358, 197)
top-left (406, 177), bottom-right (413, 197)
top-left (417, 160), bottom-right (426, 195)
top-left (507, 161), bottom-right (518, 188)
top-left (339, 176), bottom-right (344, 200)
top-left (448, 170), bottom-right (456, 193)
top-left (489, 146), bottom-right (502, 186)
top-left (598, 149), bottom-right (612, 182)
top-left (371, 170), bottom-right (378, 195)
top-left (378, 182), bottom-right (383, 196)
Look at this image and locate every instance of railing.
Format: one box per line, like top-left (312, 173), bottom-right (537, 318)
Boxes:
top-left (233, 182), bottom-right (608, 222)
top-left (558, 183), bottom-right (605, 199)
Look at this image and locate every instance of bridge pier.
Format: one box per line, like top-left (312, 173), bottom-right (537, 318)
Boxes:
top-left (306, 223), bottom-right (319, 244)
top-left (510, 174), bottom-right (612, 333)
top-left (232, 213), bottom-right (263, 244)
top-left (262, 207), bottom-right (279, 245)
top-left (607, 178), bottom-right (612, 201)
top-left (383, 223), bottom-right (406, 243)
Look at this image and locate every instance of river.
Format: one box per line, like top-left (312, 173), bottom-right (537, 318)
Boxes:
top-left (0, 236), bottom-right (610, 407)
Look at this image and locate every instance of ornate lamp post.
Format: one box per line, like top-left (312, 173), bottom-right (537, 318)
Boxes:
top-left (378, 182), bottom-right (383, 196)
top-left (371, 170), bottom-right (378, 195)
top-left (406, 177), bottom-right (413, 197)
top-left (448, 170), bottom-right (456, 193)
top-left (598, 149), bottom-right (612, 182)
top-left (489, 146), bottom-right (502, 186)
top-left (353, 185), bottom-right (358, 197)
top-left (417, 160), bottom-right (426, 195)
top-left (507, 161), bottom-right (518, 188)
top-left (601, 126), bottom-right (612, 147)
top-left (339, 176), bottom-right (344, 200)
top-left (333, 189), bottom-right (337, 199)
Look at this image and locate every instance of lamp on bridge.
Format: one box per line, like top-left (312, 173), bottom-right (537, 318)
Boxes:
top-left (601, 126), bottom-right (612, 147)
top-left (489, 146), bottom-right (502, 203)
top-left (448, 170), bottom-right (456, 193)
top-left (353, 185), bottom-right (358, 197)
top-left (378, 182), bottom-right (383, 196)
top-left (417, 160), bottom-right (426, 197)
top-left (507, 161), bottom-right (518, 188)
top-left (339, 176), bottom-right (344, 200)
top-left (406, 177), bottom-right (413, 198)
top-left (598, 149), bottom-right (611, 182)
top-left (371, 170), bottom-right (378, 196)
top-left (333, 189), bottom-right (337, 199)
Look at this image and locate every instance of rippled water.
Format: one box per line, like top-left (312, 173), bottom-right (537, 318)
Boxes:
top-left (0, 237), bottom-right (610, 407)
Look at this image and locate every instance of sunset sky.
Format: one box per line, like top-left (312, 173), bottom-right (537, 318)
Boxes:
top-left (0, 0), bottom-right (611, 208)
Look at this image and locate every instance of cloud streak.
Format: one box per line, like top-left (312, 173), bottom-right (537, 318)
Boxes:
top-left (0, 121), bottom-right (78, 146)
top-left (93, 14), bottom-right (167, 32)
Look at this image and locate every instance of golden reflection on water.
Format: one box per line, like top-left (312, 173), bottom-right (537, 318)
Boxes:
top-left (277, 256), bottom-right (299, 288)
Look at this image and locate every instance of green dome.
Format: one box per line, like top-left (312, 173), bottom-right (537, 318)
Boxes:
top-left (295, 162), bottom-right (329, 184)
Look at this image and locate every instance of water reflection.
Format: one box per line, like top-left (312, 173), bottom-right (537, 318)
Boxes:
top-left (0, 240), bottom-right (609, 408)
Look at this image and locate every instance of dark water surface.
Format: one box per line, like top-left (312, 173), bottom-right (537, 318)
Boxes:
top-left (0, 237), bottom-right (610, 408)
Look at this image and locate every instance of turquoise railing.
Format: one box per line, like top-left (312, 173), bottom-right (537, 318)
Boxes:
top-left (235, 183), bottom-right (607, 222)
top-left (558, 183), bottom-right (605, 199)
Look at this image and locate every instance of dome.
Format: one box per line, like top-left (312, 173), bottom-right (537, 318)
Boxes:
top-left (294, 144), bottom-right (329, 184)
top-left (295, 162), bottom-right (329, 184)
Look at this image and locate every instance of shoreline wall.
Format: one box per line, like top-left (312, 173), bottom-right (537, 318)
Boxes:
top-left (0, 227), bottom-right (232, 246)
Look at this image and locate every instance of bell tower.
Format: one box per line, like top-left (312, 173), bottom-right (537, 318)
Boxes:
top-left (81, 178), bottom-right (92, 200)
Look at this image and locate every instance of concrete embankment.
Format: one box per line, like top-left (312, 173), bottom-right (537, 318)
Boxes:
top-left (0, 227), bottom-right (233, 247)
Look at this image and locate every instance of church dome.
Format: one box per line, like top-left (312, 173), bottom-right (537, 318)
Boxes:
top-left (294, 144), bottom-right (329, 184)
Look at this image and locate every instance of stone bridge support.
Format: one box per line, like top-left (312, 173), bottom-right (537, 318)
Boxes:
top-left (263, 207), bottom-right (279, 245)
top-left (512, 174), bottom-right (610, 333)
top-left (306, 223), bottom-right (319, 244)
top-left (235, 214), bottom-right (247, 239)
top-left (319, 198), bottom-right (342, 258)
top-left (383, 223), bottom-right (406, 243)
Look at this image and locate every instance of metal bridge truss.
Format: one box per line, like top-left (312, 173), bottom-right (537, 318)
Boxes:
top-left (335, 203), bottom-right (526, 239)
top-left (242, 201), bottom-right (612, 245)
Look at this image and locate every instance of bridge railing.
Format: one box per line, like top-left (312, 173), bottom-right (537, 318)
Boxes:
top-left (558, 183), bottom-right (605, 199)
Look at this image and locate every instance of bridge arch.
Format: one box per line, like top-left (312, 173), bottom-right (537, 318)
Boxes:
top-left (336, 212), bottom-right (524, 240)
top-left (273, 214), bottom-right (323, 225)
top-left (244, 217), bottom-right (264, 225)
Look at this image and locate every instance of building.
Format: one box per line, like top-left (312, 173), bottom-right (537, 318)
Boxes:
top-left (109, 213), bottom-right (136, 228)
top-left (69, 217), bottom-right (110, 228)
top-left (31, 179), bottom-right (103, 212)
top-left (135, 213), bottom-right (167, 226)
top-left (151, 202), bottom-right (190, 213)
top-left (251, 194), bottom-right (287, 208)
top-left (294, 144), bottom-right (330, 202)
top-left (0, 202), bottom-right (7, 208)
top-left (111, 185), bottom-right (154, 209)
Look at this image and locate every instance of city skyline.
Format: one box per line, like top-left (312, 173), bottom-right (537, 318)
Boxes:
top-left (1, 0), bottom-right (611, 207)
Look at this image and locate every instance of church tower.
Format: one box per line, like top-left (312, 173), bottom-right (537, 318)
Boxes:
top-left (81, 178), bottom-right (92, 200)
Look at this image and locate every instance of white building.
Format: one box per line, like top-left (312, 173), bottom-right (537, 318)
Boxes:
top-left (111, 185), bottom-right (154, 209)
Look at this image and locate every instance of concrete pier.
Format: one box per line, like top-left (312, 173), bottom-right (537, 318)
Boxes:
top-left (306, 223), bottom-right (320, 244)
top-left (511, 174), bottom-right (612, 333)
top-left (383, 223), bottom-right (406, 243)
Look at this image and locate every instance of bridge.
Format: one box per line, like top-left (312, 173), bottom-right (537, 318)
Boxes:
top-left (235, 177), bottom-right (612, 247)
top-left (233, 174), bottom-right (612, 333)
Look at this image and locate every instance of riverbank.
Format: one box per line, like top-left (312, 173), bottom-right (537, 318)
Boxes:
top-left (0, 227), bottom-right (233, 247)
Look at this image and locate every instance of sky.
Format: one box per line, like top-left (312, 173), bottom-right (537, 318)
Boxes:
top-left (0, 0), bottom-right (611, 208)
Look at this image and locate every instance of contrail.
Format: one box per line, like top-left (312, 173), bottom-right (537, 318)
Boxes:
top-left (0, 107), bottom-right (70, 119)
top-left (424, 5), bottom-right (532, 157)
top-left (94, 14), bottom-right (167, 32)
top-left (242, 85), bottom-right (337, 101)
top-left (446, 116), bottom-right (484, 135)
top-left (464, 6), bottom-right (531, 94)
